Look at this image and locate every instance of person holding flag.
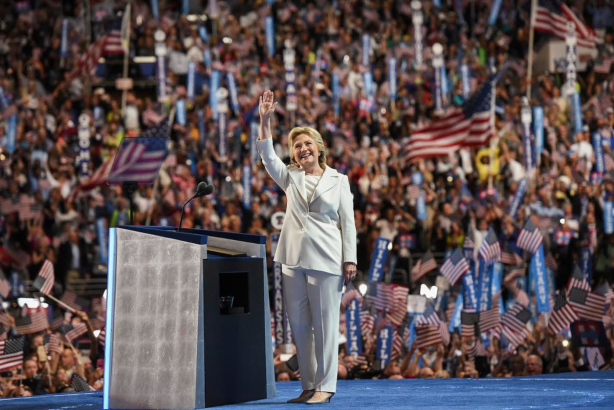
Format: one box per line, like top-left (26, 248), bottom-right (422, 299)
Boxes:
top-left (255, 90), bottom-right (357, 404)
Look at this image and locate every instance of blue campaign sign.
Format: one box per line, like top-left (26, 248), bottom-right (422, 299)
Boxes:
top-left (477, 260), bottom-right (493, 312)
top-left (604, 201), bottom-right (614, 234)
top-left (531, 245), bottom-right (550, 313)
top-left (416, 191), bottom-right (427, 221)
top-left (367, 237), bottom-right (391, 282)
top-left (345, 298), bottom-right (363, 356)
top-left (462, 272), bottom-right (478, 310)
top-left (376, 324), bottom-right (393, 366)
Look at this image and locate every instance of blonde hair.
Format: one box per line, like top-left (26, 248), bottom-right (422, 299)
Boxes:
top-left (287, 127), bottom-right (327, 170)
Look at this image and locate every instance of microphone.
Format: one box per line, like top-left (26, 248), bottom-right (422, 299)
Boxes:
top-left (178, 182), bottom-right (216, 232)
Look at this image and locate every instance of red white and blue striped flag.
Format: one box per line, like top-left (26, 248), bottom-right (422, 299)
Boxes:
top-left (108, 137), bottom-right (168, 185)
top-left (479, 229), bottom-right (501, 263)
top-left (517, 219), bottom-right (543, 254)
top-left (501, 304), bottom-right (531, 350)
top-left (15, 310), bottom-right (48, 335)
top-left (548, 292), bottom-right (579, 335)
top-left (440, 248), bottom-right (470, 285)
top-left (59, 322), bottom-right (88, 343)
top-left (534, 0), bottom-right (599, 49)
top-left (411, 252), bottom-right (438, 283)
top-left (33, 260), bottom-right (54, 295)
top-left (70, 31), bottom-right (123, 79)
top-left (567, 283), bottom-right (606, 322)
top-left (405, 70), bottom-right (504, 161)
top-left (0, 336), bottom-right (24, 372)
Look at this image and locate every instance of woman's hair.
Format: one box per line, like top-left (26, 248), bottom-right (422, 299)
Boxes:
top-left (287, 127), bottom-right (326, 170)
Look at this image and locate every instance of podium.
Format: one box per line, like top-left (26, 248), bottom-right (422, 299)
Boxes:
top-left (103, 226), bottom-right (276, 409)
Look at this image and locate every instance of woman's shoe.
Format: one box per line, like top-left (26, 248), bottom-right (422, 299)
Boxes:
top-left (305, 391), bottom-right (335, 404)
top-left (287, 389), bottom-right (315, 403)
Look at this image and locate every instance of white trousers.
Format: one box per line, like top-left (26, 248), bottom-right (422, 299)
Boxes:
top-left (282, 265), bottom-right (344, 393)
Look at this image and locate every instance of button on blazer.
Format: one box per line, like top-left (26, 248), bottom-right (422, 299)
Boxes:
top-left (257, 138), bottom-right (357, 275)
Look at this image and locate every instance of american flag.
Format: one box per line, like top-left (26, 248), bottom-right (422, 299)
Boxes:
top-left (99, 328), bottom-right (106, 348)
top-left (501, 245), bottom-right (523, 266)
top-left (59, 322), bottom-right (88, 343)
top-left (70, 373), bottom-right (95, 392)
top-left (415, 322), bottom-right (449, 348)
top-left (67, 158), bottom-right (114, 202)
top-left (405, 71), bottom-right (503, 161)
top-left (516, 219), bottom-right (543, 254)
top-left (567, 269), bottom-right (591, 293)
top-left (17, 11), bottom-right (34, 26)
top-left (70, 31), bottom-right (123, 79)
top-left (568, 286), bottom-right (606, 322)
top-left (468, 338), bottom-right (487, 359)
top-left (478, 229), bottom-right (501, 263)
top-left (416, 304), bottom-right (441, 327)
top-left (534, 0), bottom-right (599, 49)
top-left (0, 336), bottom-right (24, 372)
top-left (49, 310), bottom-right (65, 331)
top-left (548, 292), bottom-right (579, 335)
top-left (107, 137), bottom-right (169, 185)
top-left (33, 260), bottom-right (55, 295)
top-left (88, 313), bottom-right (105, 331)
top-left (514, 288), bottom-right (530, 307)
top-left (464, 235), bottom-right (475, 250)
top-left (0, 324), bottom-right (7, 341)
top-left (0, 276), bottom-right (10, 299)
top-left (366, 283), bottom-right (394, 312)
top-left (392, 317), bottom-right (410, 360)
top-left (594, 57), bottom-right (614, 75)
top-left (43, 333), bottom-right (63, 355)
top-left (576, 157), bottom-right (588, 174)
top-left (440, 248), bottom-right (470, 285)
top-left (160, 15), bottom-right (175, 31)
top-left (360, 306), bottom-right (376, 336)
top-left (479, 302), bottom-right (501, 334)
top-left (501, 304), bottom-right (531, 335)
top-left (461, 310), bottom-right (480, 338)
top-left (19, 201), bottom-right (43, 222)
top-left (15, 310), bottom-right (48, 335)
top-left (140, 118), bottom-right (171, 138)
top-left (142, 108), bottom-right (165, 127)
top-left (60, 290), bottom-right (90, 312)
top-left (586, 347), bottom-right (606, 370)
top-left (388, 286), bottom-right (410, 327)
top-left (411, 252), bottom-right (437, 282)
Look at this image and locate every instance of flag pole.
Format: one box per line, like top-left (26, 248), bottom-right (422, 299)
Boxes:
top-left (526, 0), bottom-right (537, 100)
top-left (145, 107), bottom-right (175, 226)
top-left (120, 0), bottom-right (132, 116)
top-left (43, 293), bottom-right (77, 313)
top-left (488, 83), bottom-right (497, 190)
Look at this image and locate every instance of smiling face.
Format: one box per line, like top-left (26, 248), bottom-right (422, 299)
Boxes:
top-left (292, 133), bottom-right (320, 169)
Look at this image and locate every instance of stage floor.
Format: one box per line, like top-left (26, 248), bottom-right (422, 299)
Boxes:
top-left (3, 371), bottom-right (614, 409)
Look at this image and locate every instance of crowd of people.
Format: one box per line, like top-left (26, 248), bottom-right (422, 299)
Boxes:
top-left (1, 0), bottom-right (614, 397)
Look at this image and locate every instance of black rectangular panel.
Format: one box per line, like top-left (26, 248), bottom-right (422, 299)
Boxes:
top-left (202, 258), bottom-right (266, 407)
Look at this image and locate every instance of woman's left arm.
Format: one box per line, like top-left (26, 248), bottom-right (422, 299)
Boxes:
top-left (339, 175), bottom-right (357, 279)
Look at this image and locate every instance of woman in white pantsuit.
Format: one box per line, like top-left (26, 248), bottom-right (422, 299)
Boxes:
top-left (256, 91), bottom-right (357, 404)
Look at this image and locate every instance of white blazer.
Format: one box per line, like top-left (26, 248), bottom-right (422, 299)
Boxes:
top-left (256, 138), bottom-right (357, 275)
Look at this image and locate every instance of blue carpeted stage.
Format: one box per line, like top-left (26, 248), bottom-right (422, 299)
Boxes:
top-left (3, 371), bottom-right (614, 409)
